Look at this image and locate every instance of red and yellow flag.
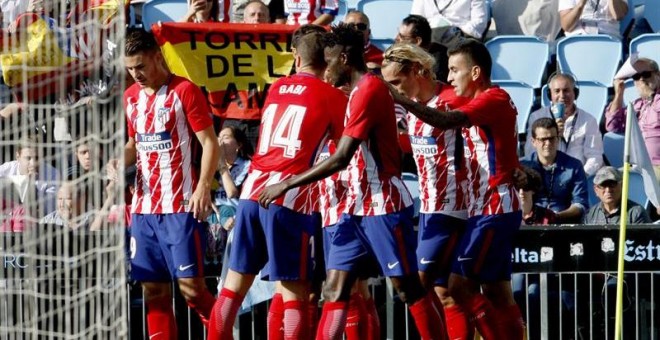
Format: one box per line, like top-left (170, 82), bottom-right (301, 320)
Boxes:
top-left (152, 23), bottom-right (296, 120)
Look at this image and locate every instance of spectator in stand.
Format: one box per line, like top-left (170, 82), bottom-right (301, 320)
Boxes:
top-left (559, 0), bottom-right (628, 39)
top-left (519, 166), bottom-right (557, 225)
top-left (525, 73), bottom-right (604, 177)
top-left (66, 137), bottom-right (99, 180)
top-left (343, 10), bottom-right (383, 71)
top-left (395, 15), bottom-right (449, 82)
top-left (180, 0), bottom-right (219, 23)
top-left (606, 58), bottom-right (660, 182)
top-left (0, 136), bottom-right (58, 216)
top-left (0, 177), bottom-right (31, 232)
top-left (523, 118), bottom-right (589, 224)
top-left (583, 166), bottom-right (651, 224)
top-left (410, 0), bottom-right (489, 45)
top-left (40, 182), bottom-right (94, 230)
top-left (242, 0), bottom-right (270, 23)
top-left (281, 0), bottom-right (337, 25)
top-left (491, 0), bottom-right (562, 43)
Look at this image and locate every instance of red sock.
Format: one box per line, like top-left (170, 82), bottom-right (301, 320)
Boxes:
top-left (362, 298), bottom-right (380, 340)
top-left (283, 300), bottom-right (308, 340)
top-left (315, 301), bottom-right (348, 340)
top-left (345, 294), bottom-right (364, 340)
top-left (145, 296), bottom-right (177, 340)
top-left (268, 293), bottom-right (284, 340)
top-left (494, 303), bottom-right (524, 340)
top-left (307, 299), bottom-right (319, 340)
top-left (186, 289), bottom-right (216, 327)
top-left (462, 294), bottom-right (498, 340)
top-left (444, 304), bottom-right (473, 340)
top-left (207, 288), bottom-right (244, 340)
top-left (408, 295), bottom-right (446, 340)
top-left (428, 292), bottom-right (448, 339)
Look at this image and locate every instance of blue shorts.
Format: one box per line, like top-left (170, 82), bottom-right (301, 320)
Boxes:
top-left (228, 200), bottom-right (316, 281)
top-left (417, 213), bottom-right (467, 287)
top-left (129, 213), bottom-right (206, 282)
top-left (311, 213), bottom-right (326, 286)
top-left (324, 206), bottom-right (417, 277)
top-left (451, 211), bottom-right (522, 282)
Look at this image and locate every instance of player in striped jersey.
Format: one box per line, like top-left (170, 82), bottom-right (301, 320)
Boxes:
top-left (390, 39), bottom-right (525, 340)
top-left (259, 24), bottom-right (446, 340)
top-left (122, 29), bottom-right (221, 340)
top-left (382, 43), bottom-right (474, 339)
top-left (208, 31), bottom-right (347, 340)
top-left (283, 0), bottom-right (338, 25)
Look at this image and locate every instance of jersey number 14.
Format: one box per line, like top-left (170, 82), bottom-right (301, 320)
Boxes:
top-left (258, 104), bottom-right (306, 158)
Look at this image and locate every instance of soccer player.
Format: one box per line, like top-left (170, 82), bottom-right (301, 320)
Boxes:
top-left (389, 39), bottom-right (525, 339)
top-left (207, 31), bottom-right (348, 340)
top-left (259, 24), bottom-right (446, 340)
top-left (122, 29), bottom-right (220, 339)
top-left (381, 43), bottom-right (473, 339)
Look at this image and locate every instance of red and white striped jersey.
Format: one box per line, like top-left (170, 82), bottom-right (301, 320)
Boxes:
top-left (407, 83), bottom-right (470, 214)
top-left (461, 87), bottom-right (521, 217)
top-left (284, 0), bottom-right (338, 25)
top-left (316, 140), bottom-right (347, 227)
top-left (217, 0), bottom-right (232, 22)
top-left (125, 76), bottom-right (213, 215)
top-left (240, 73), bottom-right (347, 214)
top-left (341, 73), bottom-right (413, 216)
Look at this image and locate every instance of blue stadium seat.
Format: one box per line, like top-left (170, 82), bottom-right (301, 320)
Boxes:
top-left (630, 33), bottom-right (660, 64)
top-left (628, 171), bottom-right (649, 207)
top-left (556, 35), bottom-right (623, 87)
top-left (575, 81), bottom-right (608, 123)
top-left (358, 0), bottom-right (412, 41)
top-left (494, 80), bottom-right (535, 134)
top-left (644, 1), bottom-right (660, 32)
top-left (402, 172), bottom-right (421, 218)
top-left (142, 0), bottom-right (188, 31)
top-left (486, 35), bottom-right (549, 88)
top-left (603, 132), bottom-right (625, 168)
top-left (623, 78), bottom-right (639, 107)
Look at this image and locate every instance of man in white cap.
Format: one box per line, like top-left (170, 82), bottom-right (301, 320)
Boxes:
top-left (605, 57), bottom-right (660, 183)
top-left (583, 166), bottom-right (651, 224)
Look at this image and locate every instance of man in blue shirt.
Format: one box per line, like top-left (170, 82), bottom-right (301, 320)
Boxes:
top-left (522, 117), bottom-right (589, 224)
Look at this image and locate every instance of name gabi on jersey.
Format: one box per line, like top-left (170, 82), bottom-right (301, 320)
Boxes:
top-left (279, 84), bottom-right (307, 95)
top-left (137, 132), bottom-right (173, 152)
top-left (410, 135), bottom-right (438, 156)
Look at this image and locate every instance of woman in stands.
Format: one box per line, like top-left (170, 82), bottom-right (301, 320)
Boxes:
top-left (180, 0), bottom-right (219, 23)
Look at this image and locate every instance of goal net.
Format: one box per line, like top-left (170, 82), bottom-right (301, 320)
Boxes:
top-left (0, 1), bottom-right (128, 339)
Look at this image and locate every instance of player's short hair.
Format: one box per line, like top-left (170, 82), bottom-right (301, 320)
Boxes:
top-left (401, 15), bottom-right (431, 46)
top-left (125, 28), bottom-right (160, 56)
top-left (292, 24), bottom-right (327, 50)
top-left (383, 43), bottom-right (436, 80)
top-left (530, 117), bottom-right (559, 139)
top-left (448, 39), bottom-right (492, 82)
top-left (294, 31), bottom-right (327, 69)
top-left (324, 23), bottom-right (365, 68)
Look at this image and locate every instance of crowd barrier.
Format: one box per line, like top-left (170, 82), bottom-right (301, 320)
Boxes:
top-left (2, 224), bottom-right (659, 339)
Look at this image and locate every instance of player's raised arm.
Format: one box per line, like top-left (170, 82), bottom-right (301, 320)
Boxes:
top-left (258, 135), bottom-right (360, 207)
top-left (189, 126), bottom-right (220, 221)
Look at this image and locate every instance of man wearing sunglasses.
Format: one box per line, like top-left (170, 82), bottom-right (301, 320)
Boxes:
top-left (606, 57), bottom-right (660, 183)
top-left (343, 10), bottom-right (383, 70)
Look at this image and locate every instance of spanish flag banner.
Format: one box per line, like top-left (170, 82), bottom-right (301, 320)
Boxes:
top-left (152, 23), bottom-right (296, 120)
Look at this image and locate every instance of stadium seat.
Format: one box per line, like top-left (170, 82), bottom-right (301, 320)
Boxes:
top-left (402, 172), bottom-right (421, 218)
top-left (141, 0), bottom-right (188, 31)
top-left (644, 1), bottom-right (660, 32)
top-left (494, 80), bottom-right (535, 134)
top-left (630, 33), bottom-right (660, 63)
top-left (603, 132), bottom-right (625, 168)
top-left (628, 171), bottom-right (649, 207)
top-left (556, 35), bottom-right (623, 87)
top-left (358, 0), bottom-right (412, 41)
top-left (486, 35), bottom-right (549, 88)
top-left (623, 78), bottom-right (640, 107)
top-left (540, 84), bottom-right (551, 107)
top-left (575, 81), bottom-right (608, 123)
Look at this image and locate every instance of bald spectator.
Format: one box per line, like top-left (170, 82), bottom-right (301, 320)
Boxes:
top-left (40, 182), bottom-right (94, 230)
top-left (395, 14), bottom-right (449, 82)
top-left (559, 0), bottom-right (628, 39)
top-left (242, 0), bottom-right (270, 23)
top-left (606, 58), bottom-right (660, 182)
top-left (343, 10), bottom-right (383, 71)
